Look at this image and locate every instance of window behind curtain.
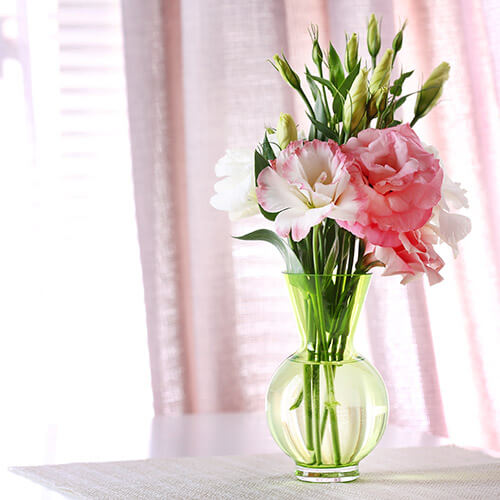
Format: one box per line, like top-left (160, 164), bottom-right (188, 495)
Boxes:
top-left (0, 0), bottom-right (151, 421)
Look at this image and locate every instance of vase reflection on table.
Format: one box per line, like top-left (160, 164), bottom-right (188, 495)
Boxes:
top-left (266, 273), bottom-right (388, 482)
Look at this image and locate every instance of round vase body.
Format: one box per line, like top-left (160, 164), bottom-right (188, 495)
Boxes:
top-left (266, 354), bottom-right (388, 482)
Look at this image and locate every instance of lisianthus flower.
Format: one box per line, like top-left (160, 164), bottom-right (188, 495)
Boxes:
top-left (256, 140), bottom-right (360, 242)
top-left (372, 226), bottom-right (445, 285)
top-left (339, 124), bottom-right (443, 247)
top-left (210, 149), bottom-right (259, 221)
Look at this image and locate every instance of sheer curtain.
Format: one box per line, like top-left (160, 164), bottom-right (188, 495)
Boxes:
top-left (121, 0), bottom-right (500, 452)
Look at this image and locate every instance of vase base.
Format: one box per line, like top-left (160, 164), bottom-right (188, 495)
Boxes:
top-left (295, 464), bottom-right (359, 483)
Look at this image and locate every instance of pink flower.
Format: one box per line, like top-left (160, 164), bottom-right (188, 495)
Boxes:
top-left (372, 226), bottom-right (445, 285)
top-left (256, 140), bottom-right (361, 242)
top-left (339, 124), bottom-right (443, 247)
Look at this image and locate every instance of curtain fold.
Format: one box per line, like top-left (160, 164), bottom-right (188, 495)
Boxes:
top-left (122, 0), bottom-right (500, 451)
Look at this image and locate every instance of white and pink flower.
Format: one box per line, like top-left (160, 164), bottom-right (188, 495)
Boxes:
top-left (256, 140), bottom-right (361, 242)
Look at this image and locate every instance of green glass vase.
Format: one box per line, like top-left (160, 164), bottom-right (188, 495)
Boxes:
top-left (266, 273), bottom-right (389, 482)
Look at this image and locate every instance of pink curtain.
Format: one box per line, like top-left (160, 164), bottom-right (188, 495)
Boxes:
top-left (122, 0), bottom-right (500, 452)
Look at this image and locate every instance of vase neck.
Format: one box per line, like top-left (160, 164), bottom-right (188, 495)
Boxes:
top-left (284, 274), bottom-right (371, 362)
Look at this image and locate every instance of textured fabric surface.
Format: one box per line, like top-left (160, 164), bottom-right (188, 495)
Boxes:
top-left (11, 446), bottom-right (500, 499)
top-left (121, 0), bottom-right (500, 452)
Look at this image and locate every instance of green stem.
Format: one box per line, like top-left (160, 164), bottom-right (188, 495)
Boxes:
top-left (312, 364), bottom-right (322, 463)
top-left (318, 64), bottom-right (331, 123)
top-left (312, 225), bottom-right (342, 465)
top-left (303, 363), bottom-right (314, 454)
top-left (325, 365), bottom-right (342, 465)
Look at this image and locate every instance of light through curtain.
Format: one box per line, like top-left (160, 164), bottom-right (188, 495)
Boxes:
top-left (1, 0), bottom-right (151, 423)
top-left (121, 0), bottom-right (500, 452)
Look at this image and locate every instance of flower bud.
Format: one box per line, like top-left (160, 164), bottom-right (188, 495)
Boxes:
top-left (392, 20), bottom-right (407, 55)
top-left (276, 113), bottom-right (298, 149)
top-left (366, 96), bottom-right (377, 120)
top-left (345, 33), bottom-right (359, 73)
top-left (367, 14), bottom-right (381, 58)
top-left (414, 62), bottom-right (450, 120)
top-left (343, 67), bottom-right (369, 132)
top-left (369, 49), bottom-right (393, 94)
top-left (366, 86), bottom-right (387, 120)
top-left (273, 54), bottom-right (301, 90)
top-left (376, 86), bottom-right (388, 112)
top-left (312, 39), bottom-right (323, 67)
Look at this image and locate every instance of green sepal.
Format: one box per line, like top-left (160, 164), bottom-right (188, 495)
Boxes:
top-left (254, 150), bottom-right (277, 221)
top-left (289, 390), bottom-right (304, 410)
top-left (234, 229), bottom-right (304, 274)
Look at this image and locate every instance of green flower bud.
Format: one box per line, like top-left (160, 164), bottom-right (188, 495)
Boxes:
top-left (312, 39), bottom-right (323, 67)
top-left (376, 86), bottom-right (388, 112)
top-left (345, 33), bottom-right (359, 73)
top-left (367, 14), bottom-right (381, 58)
top-left (276, 113), bottom-right (298, 149)
top-left (273, 54), bottom-right (301, 90)
top-left (392, 20), bottom-right (407, 55)
top-left (343, 67), bottom-right (369, 132)
top-left (366, 96), bottom-right (377, 121)
top-left (369, 48), bottom-right (393, 95)
top-left (366, 86), bottom-right (387, 120)
top-left (414, 62), bottom-right (450, 121)
top-left (309, 25), bottom-right (323, 68)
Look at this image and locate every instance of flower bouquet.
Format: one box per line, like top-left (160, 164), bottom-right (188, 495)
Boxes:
top-left (211, 15), bottom-right (470, 482)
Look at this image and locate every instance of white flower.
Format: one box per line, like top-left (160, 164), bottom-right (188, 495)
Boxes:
top-left (424, 144), bottom-right (471, 256)
top-left (210, 149), bottom-right (259, 221)
top-left (256, 140), bottom-right (360, 242)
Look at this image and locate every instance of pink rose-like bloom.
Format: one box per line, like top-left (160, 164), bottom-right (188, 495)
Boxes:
top-left (340, 124), bottom-right (443, 247)
top-left (372, 226), bottom-right (445, 285)
top-left (256, 140), bottom-right (361, 242)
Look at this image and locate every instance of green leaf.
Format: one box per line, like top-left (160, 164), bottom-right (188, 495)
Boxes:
top-left (386, 119), bottom-right (402, 127)
top-left (323, 238), bottom-right (339, 277)
top-left (254, 150), bottom-right (277, 221)
top-left (234, 229), bottom-right (304, 273)
top-left (305, 66), bottom-right (320, 101)
top-left (308, 74), bottom-right (341, 99)
top-left (332, 61), bottom-right (360, 118)
top-left (328, 42), bottom-right (345, 87)
top-left (393, 95), bottom-right (408, 110)
top-left (262, 132), bottom-right (275, 160)
top-left (254, 149), bottom-right (269, 180)
top-left (289, 390), bottom-right (303, 410)
top-left (306, 113), bottom-right (337, 141)
top-left (390, 70), bottom-right (413, 96)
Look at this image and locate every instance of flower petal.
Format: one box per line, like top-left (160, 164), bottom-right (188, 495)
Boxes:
top-left (256, 166), bottom-right (308, 212)
top-left (275, 205), bottom-right (333, 242)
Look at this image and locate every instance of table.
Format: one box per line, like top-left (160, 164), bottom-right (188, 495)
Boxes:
top-left (2, 413), bottom-right (448, 499)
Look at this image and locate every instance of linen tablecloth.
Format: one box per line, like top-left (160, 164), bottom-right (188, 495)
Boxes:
top-left (11, 446), bottom-right (500, 499)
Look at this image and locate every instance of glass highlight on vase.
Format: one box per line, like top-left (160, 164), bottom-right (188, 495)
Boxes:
top-left (266, 273), bottom-right (388, 482)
